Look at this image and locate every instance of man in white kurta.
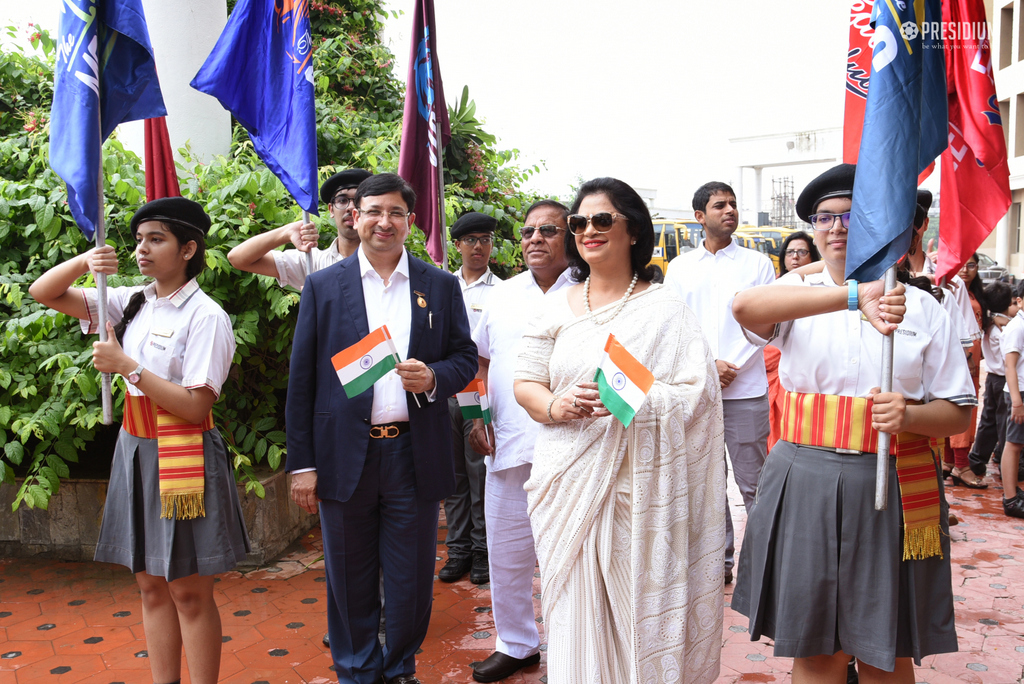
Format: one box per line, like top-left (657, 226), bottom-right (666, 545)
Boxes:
top-left (466, 200), bottom-right (574, 683)
top-left (665, 181), bottom-right (776, 582)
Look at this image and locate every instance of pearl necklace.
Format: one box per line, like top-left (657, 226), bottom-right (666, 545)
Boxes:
top-left (583, 272), bottom-right (638, 325)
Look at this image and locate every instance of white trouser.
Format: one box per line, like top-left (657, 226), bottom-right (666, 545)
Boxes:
top-left (485, 463), bottom-right (540, 659)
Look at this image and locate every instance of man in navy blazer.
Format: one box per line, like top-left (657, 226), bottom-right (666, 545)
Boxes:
top-left (286, 173), bottom-right (477, 684)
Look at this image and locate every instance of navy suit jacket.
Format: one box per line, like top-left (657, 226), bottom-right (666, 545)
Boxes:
top-left (284, 250), bottom-right (478, 503)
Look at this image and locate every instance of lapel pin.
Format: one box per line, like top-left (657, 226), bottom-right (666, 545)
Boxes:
top-left (414, 290), bottom-right (427, 308)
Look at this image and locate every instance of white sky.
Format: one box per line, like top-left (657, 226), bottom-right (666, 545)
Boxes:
top-left (1, 0), bottom-right (941, 214)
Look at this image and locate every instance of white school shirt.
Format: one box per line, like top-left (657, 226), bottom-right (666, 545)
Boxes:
top-left (79, 279), bottom-right (235, 397)
top-left (746, 270), bottom-right (975, 406)
top-left (272, 238), bottom-right (346, 290)
top-left (950, 275), bottom-right (982, 341)
top-left (457, 267), bottom-right (501, 334)
top-left (472, 268), bottom-right (574, 472)
top-left (1001, 311), bottom-right (1024, 394)
top-left (664, 240), bottom-right (776, 400)
top-left (983, 323), bottom-right (1006, 376)
top-left (939, 290), bottom-right (972, 349)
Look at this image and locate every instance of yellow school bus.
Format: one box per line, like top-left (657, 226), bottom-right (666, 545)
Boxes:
top-left (649, 221), bottom-right (704, 279)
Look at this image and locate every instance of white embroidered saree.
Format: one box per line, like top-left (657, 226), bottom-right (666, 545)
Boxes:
top-left (516, 284), bottom-right (727, 684)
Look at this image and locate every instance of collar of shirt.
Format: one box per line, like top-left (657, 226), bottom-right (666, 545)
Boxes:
top-left (696, 239), bottom-right (738, 261)
top-left (457, 267), bottom-right (495, 289)
top-left (526, 267), bottom-right (575, 292)
top-left (357, 246), bottom-right (410, 285)
top-left (143, 278), bottom-right (201, 308)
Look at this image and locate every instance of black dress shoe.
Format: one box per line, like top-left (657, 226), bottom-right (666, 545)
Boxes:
top-left (472, 651), bottom-right (541, 682)
top-left (724, 570), bottom-right (733, 585)
top-left (438, 555), bottom-right (472, 582)
top-left (470, 552), bottom-right (489, 585)
top-left (386, 676), bottom-right (421, 684)
top-left (1004, 492), bottom-right (1024, 519)
top-left (322, 632), bottom-right (329, 647)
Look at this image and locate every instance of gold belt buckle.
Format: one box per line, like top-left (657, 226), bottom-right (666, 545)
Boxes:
top-left (370, 425), bottom-right (400, 439)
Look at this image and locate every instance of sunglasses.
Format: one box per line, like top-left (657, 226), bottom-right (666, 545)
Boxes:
top-left (521, 225), bottom-right (563, 240)
top-left (808, 212), bottom-right (851, 231)
top-left (566, 212), bottom-right (628, 235)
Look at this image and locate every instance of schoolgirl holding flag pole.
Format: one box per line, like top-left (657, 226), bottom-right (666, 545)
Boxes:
top-left (29, 198), bottom-right (249, 684)
top-left (731, 164), bottom-right (974, 684)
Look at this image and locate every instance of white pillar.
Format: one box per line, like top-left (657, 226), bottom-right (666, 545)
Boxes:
top-left (996, 210), bottom-right (1011, 268)
top-left (753, 166), bottom-right (763, 226)
top-left (118, 0), bottom-right (231, 167)
top-left (733, 167), bottom-right (744, 223)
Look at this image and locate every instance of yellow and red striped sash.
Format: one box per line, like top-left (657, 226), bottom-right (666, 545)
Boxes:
top-left (123, 394), bottom-right (213, 520)
top-left (780, 391), bottom-right (943, 560)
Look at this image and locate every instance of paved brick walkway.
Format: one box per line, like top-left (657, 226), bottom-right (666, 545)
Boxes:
top-left (1, 462), bottom-right (1022, 683)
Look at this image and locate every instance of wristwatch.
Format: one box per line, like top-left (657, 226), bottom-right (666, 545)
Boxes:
top-left (127, 364), bottom-right (144, 385)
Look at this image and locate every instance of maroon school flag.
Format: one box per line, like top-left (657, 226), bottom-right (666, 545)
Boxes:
top-left (144, 117), bottom-right (181, 201)
top-left (936, 0), bottom-right (1011, 282)
top-left (397, 0), bottom-right (451, 266)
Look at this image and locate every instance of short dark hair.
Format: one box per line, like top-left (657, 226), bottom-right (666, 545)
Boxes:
top-left (692, 181), bottom-right (736, 214)
top-left (985, 281), bottom-right (1013, 315)
top-left (565, 178), bottom-right (656, 283)
top-left (778, 231), bottom-right (820, 276)
top-left (524, 199), bottom-right (569, 224)
top-left (354, 173), bottom-right (417, 213)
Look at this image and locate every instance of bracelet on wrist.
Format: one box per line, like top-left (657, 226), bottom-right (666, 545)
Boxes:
top-left (546, 395), bottom-right (558, 423)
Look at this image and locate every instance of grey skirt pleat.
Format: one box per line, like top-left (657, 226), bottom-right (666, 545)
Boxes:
top-left (731, 440), bottom-right (957, 671)
top-left (94, 428), bottom-right (251, 581)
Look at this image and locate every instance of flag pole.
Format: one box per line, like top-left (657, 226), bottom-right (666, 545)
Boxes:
top-left (95, 134), bottom-right (113, 426)
top-left (303, 210), bottom-right (313, 273)
top-left (874, 264), bottom-right (897, 510)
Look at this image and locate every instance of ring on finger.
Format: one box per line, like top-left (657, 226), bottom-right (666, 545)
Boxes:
top-left (572, 396), bottom-right (578, 407)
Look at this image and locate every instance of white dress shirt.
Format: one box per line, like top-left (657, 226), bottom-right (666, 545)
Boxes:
top-left (665, 240), bottom-right (776, 400)
top-left (80, 279), bottom-right (235, 397)
top-left (983, 323), bottom-right (1006, 376)
top-left (939, 290), bottom-right (972, 349)
top-left (357, 246), bottom-right (418, 424)
top-left (272, 237), bottom-right (346, 290)
top-left (950, 275), bottom-right (982, 341)
top-left (457, 267), bottom-right (501, 333)
top-left (746, 270), bottom-right (975, 405)
top-left (473, 268), bottom-right (574, 471)
top-left (1001, 311), bottom-right (1024, 394)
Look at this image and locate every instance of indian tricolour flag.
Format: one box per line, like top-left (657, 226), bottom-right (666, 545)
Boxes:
top-left (332, 326), bottom-right (400, 398)
top-left (594, 334), bottom-right (655, 427)
top-left (456, 378), bottom-right (491, 424)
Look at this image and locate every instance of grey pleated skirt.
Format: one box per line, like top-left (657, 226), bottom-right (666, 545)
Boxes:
top-left (731, 440), bottom-right (957, 672)
top-left (94, 428), bottom-right (251, 581)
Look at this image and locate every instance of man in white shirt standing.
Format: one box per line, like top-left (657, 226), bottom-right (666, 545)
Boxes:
top-left (227, 168), bottom-right (372, 288)
top-left (285, 174), bottom-right (477, 684)
top-left (439, 212), bottom-right (502, 585)
top-left (665, 181), bottom-right (776, 584)
top-left (466, 200), bottom-right (574, 682)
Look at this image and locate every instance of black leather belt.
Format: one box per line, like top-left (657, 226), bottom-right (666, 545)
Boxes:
top-left (369, 422), bottom-right (410, 439)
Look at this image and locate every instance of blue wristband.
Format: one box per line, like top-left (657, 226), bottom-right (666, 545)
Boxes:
top-left (846, 279), bottom-right (858, 311)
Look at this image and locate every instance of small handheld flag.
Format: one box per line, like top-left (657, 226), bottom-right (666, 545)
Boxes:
top-left (333, 326), bottom-right (399, 399)
top-left (456, 379), bottom-right (491, 424)
top-left (593, 335), bottom-right (655, 428)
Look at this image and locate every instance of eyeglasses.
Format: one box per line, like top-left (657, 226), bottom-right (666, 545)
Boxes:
top-left (962, 262), bottom-right (978, 270)
top-left (332, 193), bottom-right (357, 208)
top-left (458, 236), bottom-right (492, 247)
top-left (808, 212), bottom-right (851, 231)
top-left (359, 209), bottom-right (409, 221)
top-left (521, 225), bottom-right (563, 239)
top-left (785, 249), bottom-right (810, 258)
top-left (566, 212), bottom-right (628, 235)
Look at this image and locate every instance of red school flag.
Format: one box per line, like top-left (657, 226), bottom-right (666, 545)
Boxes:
top-left (397, 0), bottom-right (451, 266)
top-left (144, 117), bottom-right (182, 201)
top-left (843, 1), bottom-right (874, 163)
top-left (935, 0), bottom-right (1012, 282)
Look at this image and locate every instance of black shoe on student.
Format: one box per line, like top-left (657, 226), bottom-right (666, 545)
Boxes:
top-left (1003, 492), bottom-right (1024, 519)
top-left (470, 553), bottom-right (489, 585)
top-left (846, 659), bottom-right (859, 684)
top-left (438, 555), bottom-right (472, 582)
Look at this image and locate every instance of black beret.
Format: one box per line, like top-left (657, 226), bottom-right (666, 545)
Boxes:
top-left (451, 212), bottom-right (497, 240)
top-left (320, 169), bottom-right (372, 205)
top-left (130, 197), bottom-right (210, 237)
top-left (914, 189), bottom-right (933, 229)
top-left (796, 163), bottom-right (856, 223)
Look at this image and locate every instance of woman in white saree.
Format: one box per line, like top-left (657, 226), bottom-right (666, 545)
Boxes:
top-left (513, 178), bottom-right (727, 684)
